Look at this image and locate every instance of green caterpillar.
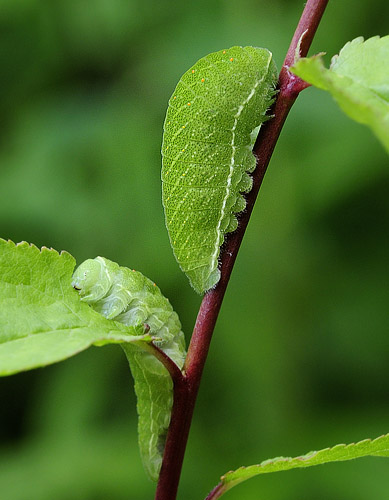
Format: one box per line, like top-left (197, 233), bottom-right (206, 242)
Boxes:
top-left (72, 256), bottom-right (186, 481)
top-left (162, 46), bottom-right (278, 294)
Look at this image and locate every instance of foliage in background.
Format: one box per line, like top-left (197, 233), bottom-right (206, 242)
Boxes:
top-left (0, 1), bottom-right (388, 499)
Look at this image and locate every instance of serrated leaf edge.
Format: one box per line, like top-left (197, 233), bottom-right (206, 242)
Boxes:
top-left (221, 434), bottom-right (389, 480)
top-left (205, 434), bottom-right (389, 499)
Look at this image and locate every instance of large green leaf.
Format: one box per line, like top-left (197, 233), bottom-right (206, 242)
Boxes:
top-left (0, 239), bottom-right (151, 375)
top-left (205, 434), bottom-right (389, 499)
top-left (290, 36), bottom-right (389, 152)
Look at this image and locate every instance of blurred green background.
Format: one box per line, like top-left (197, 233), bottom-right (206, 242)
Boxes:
top-left (0, 0), bottom-right (388, 499)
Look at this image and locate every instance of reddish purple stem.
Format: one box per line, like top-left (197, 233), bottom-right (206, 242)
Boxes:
top-left (155, 1), bottom-right (329, 499)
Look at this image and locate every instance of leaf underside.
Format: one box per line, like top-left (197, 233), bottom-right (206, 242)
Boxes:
top-left (290, 35), bottom-right (389, 153)
top-left (72, 256), bottom-right (186, 481)
top-left (205, 434), bottom-right (389, 499)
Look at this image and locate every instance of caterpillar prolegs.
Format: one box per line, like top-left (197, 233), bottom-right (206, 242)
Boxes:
top-left (162, 46), bottom-right (278, 293)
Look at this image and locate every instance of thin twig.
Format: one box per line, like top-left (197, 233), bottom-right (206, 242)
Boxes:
top-left (155, 1), bottom-right (329, 499)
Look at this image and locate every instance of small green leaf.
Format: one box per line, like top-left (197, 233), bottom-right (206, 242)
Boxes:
top-left (290, 36), bottom-right (389, 153)
top-left (206, 434), bottom-right (389, 499)
top-left (0, 239), bottom-right (151, 376)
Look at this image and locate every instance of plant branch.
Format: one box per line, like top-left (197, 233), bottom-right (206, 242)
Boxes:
top-left (155, 1), bottom-right (329, 499)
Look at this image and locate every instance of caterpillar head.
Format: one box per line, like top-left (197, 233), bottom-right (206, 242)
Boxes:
top-left (72, 257), bottom-right (111, 303)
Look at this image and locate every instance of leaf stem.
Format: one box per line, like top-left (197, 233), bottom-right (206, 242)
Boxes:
top-left (140, 341), bottom-right (184, 386)
top-left (155, 1), bottom-right (329, 499)
top-left (204, 483), bottom-right (224, 500)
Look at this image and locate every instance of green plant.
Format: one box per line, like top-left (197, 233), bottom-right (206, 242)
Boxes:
top-left (1, 1), bottom-right (388, 499)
